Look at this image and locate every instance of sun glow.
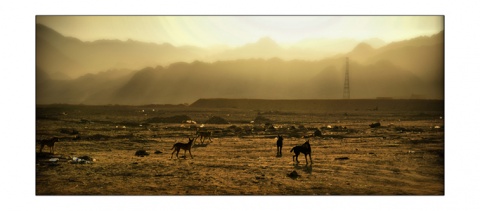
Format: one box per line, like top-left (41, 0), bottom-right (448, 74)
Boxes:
top-left (36, 16), bottom-right (443, 47)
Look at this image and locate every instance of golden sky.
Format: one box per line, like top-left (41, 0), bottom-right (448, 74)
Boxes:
top-left (36, 16), bottom-right (443, 47)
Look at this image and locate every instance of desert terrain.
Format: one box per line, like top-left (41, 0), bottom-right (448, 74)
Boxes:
top-left (35, 99), bottom-right (444, 195)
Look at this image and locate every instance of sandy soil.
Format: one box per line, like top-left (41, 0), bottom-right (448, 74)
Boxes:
top-left (35, 103), bottom-right (444, 195)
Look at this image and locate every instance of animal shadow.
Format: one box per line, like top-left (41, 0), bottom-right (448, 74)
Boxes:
top-left (193, 143), bottom-right (209, 148)
top-left (293, 163), bottom-right (313, 174)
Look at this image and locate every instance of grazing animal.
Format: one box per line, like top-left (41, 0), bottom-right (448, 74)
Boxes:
top-left (196, 131), bottom-right (212, 144)
top-left (290, 140), bottom-right (312, 164)
top-left (171, 138), bottom-right (195, 159)
top-left (276, 135), bottom-right (284, 155)
top-left (39, 137), bottom-right (59, 154)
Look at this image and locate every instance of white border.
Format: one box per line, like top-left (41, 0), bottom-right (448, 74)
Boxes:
top-left (2, 0), bottom-right (479, 210)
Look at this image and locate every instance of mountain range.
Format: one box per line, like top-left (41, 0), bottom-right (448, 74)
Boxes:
top-left (36, 24), bottom-right (444, 105)
top-left (36, 24), bottom-right (388, 79)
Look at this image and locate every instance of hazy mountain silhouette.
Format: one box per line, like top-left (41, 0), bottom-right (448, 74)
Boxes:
top-left (37, 24), bottom-right (392, 78)
top-left (37, 58), bottom-right (440, 104)
top-left (36, 24), bottom-right (209, 78)
top-left (36, 68), bottom-right (135, 104)
top-left (36, 25), bottom-right (444, 104)
top-left (211, 37), bottom-right (285, 60)
top-left (346, 42), bottom-right (376, 62)
top-left (339, 31), bottom-right (444, 98)
top-left (293, 37), bottom-right (385, 54)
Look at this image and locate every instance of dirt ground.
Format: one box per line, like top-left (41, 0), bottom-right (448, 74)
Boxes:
top-left (35, 102), bottom-right (444, 195)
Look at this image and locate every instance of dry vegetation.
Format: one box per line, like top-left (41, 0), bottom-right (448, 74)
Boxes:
top-left (36, 100), bottom-right (444, 195)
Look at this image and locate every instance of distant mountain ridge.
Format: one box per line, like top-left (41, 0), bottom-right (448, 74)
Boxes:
top-left (36, 24), bottom-right (444, 104)
top-left (36, 24), bottom-right (394, 79)
top-left (37, 58), bottom-right (441, 105)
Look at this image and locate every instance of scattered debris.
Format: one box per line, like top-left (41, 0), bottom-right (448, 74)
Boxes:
top-left (146, 115), bottom-right (192, 123)
top-left (71, 156), bottom-right (94, 164)
top-left (369, 122), bottom-right (381, 128)
top-left (184, 120), bottom-right (197, 124)
top-left (49, 158), bottom-right (59, 162)
top-left (86, 134), bottom-right (110, 141)
top-left (155, 173), bottom-right (174, 177)
top-left (205, 116), bottom-right (229, 124)
top-left (255, 175), bottom-right (266, 180)
top-left (265, 124), bottom-right (276, 132)
top-left (313, 129), bottom-right (322, 137)
top-left (78, 155), bottom-right (94, 161)
top-left (322, 125), bottom-right (347, 132)
top-left (135, 150), bottom-right (149, 157)
top-left (80, 119), bottom-right (92, 124)
top-left (60, 128), bottom-right (79, 135)
top-left (254, 115), bottom-right (271, 124)
top-left (334, 157), bottom-right (350, 160)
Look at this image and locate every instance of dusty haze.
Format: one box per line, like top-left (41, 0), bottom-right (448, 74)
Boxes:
top-left (36, 16), bottom-right (444, 104)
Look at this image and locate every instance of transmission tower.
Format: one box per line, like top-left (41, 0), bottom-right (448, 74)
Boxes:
top-left (343, 57), bottom-right (350, 99)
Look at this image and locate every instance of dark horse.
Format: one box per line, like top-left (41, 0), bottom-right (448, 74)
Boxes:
top-left (276, 135), bottom-right (284, 155)
top-left (290, 140), bottom-right (312, 164)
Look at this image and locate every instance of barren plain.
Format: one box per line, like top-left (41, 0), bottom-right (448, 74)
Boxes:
top-left (35, 99), bottom-right (444, 195)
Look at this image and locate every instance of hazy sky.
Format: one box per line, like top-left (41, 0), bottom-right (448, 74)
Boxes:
top-left (36, 16), bottom-right (443, 47)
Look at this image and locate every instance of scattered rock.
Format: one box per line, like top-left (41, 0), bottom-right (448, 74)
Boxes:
top-left (255, 175), bottom-right (265, 180)
top-left (154, 150), bottom-right (162, 154)
top-left (313, 129), bottom-right (322, 137)
top-left (287, 170), bottom-right (300, 179)
top-left (254, 115), bottom-right (271, 124)
top-left (135, 150), bottom-right (149, 157)
top-left (145, 115), bottom-right (192, 123)
top-left (205, 116), bottom-right (229, 124)
top-left (78, 155), bottom-right (94, 161)
top-left (334, 157), bottom-right (349, 160)
top-left (60, 128), bottom-right (79, 135)
top-left (155, 173), bottom-right (174, 177)
top-left (369, 122), bottom-right (381, 128)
